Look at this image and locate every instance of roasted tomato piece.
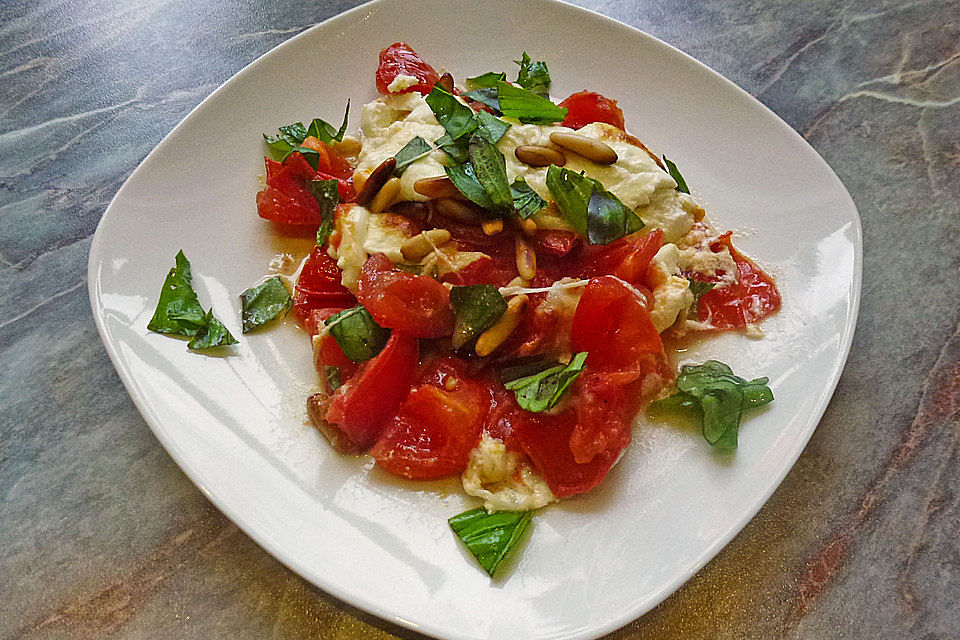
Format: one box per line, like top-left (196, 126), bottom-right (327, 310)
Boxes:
top-left (571, 276), bottom-right (664, 374)
top-left (568, 369), bottom-right (639, 465)
top-left (257, 155), bottom-right (354, 227)
top-left (323, 331), bottom-right (419, 452)
top-left (695, 232), bottom-right (781, 329)
top-left (375, 42), bottom-right (441, 95)
top-left (297, 136), bottom-right (354, 181)
top-left (372, 358), bottom-right (488, 479)
top-left (357, 253), bottom-right (454, 338)
top-left (293, 246), bottom-right (356, 322)
top-left (304, 307), bottom-right (359, 384)
top-left (578, 228), bottom-right (663, 285)
top-left (533, 229), bottom-right (581, 258)
top-left (558, 90), bottom-right (626, 130)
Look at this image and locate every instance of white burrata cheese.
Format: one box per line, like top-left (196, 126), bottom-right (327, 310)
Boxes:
top-left (386, 73), bottom-right (419, 93)
top-left (462, 434), bottom-right (556, 512)
top-left (331, 204), bottom-right (416, 291)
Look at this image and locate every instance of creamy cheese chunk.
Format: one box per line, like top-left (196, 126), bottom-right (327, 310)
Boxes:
top-left (462, 434), bottom-right (556, 512)
top-left (331, 204), bottom-right (416, 291)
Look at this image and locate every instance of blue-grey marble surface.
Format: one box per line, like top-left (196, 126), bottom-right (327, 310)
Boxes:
top-left (1, 0), bottom-right (958, 638)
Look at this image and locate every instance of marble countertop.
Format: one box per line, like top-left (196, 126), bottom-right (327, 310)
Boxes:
top-left (2, 0), bottom-right (958, 638)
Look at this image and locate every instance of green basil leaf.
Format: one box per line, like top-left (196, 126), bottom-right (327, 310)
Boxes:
top-left (667, 360), bottom-right (774, 450)
top-left (325, 366), bottom-right (342, 392)
top-left (239, 276), bottom-right (292, 333)
top-left (325, 306), bottom-right (390, 363)
top-left (545, 165), bottom-right (593, 235)
top-left (445, 162), bottom-right (494, 209)
top-left (586, 187), bottom-right (643, 245)
top-left (468, 134), bottom-right (513, 211)
top-left (510, 177), bottom-right (546, 219)
top-left (475, 110), bottom-right (511, 144)
top-left (448, 507), bottom-right (533, 577)
top-left (514, 52), bottom-right (551, 96)
top-left (496, 81), bottom-right (567, 124)
top-left (462, 88), bottom-right (502, 114)
top-left (308, 179), bottom-right (339, 246)
top-left (393, 136), bottom-right (433, 175)
top-left (290, 147), bottom-right (321, 170)
top-left (279, 122), bottom-right (308, 143)
top-left (450, 285), bottom-right (508, 348)
top-left (147, 250), bottom-right (207, 337)
top-left (306, 101), bottom-right (350, 144)
top-left (425, 85), bottom-right (478, 140)
top-left (663, 156), bottom-right (690, 194)
top-left (504, 352), bottom-right (588, 412)
top-left (435, 133), bottom-right (471, 164)
top-left (498, 358), bottom-right (560, 384)
top-left (466, 72), bottom-right (507, 89)
top-left (688, 279), bottom-right (716, 314)
top-left (187, 309), bottom-right (238, 350)
top-left (262, 133), bottom-right (297, 158)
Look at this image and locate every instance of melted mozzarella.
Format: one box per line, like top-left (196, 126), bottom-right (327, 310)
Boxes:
top-left (332, 204), bottom-right (417, 291)
top-left (462, 434), bottom-right (556, 512)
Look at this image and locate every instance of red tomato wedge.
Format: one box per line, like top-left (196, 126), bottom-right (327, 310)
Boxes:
top-left (304, 307), bottom-right (359, 385)
top-left (571, 276), bottom-right (664, 375)
top-left (293, 245), bottom-right (356, 322)
top-left (372, 359), bottom-right (488, 480)
top-left (357, 253), bottom-right (454, 338)
top-left (695, 232), bottom-right (782, 329)
top-left (534, 229), bottom-right (582, 258)
top-left (558, 90), bottom-right (626, 130)
top-left (375, 42), bottom-right (441, 95)
top-left (578, 228), bottom-right (663, 285)
top-left (257, 154), bottom-right (355, 227)
top-left (297, 136), bottom-right (354, 181)
top-left (324, 331), bottom-right (419, 452)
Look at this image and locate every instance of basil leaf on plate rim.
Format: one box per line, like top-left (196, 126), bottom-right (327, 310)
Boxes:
top-left (449, 507), bottom-right (533, 577)
top-left (239, 276), bottom-right (292, 333)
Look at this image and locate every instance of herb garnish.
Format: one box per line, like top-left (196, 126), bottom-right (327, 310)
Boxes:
top-left (239, 276), bottom-right (292, 333)
top-left (466, 72), bottom-right (506, 89)
top-left (496, 81), bottom-right (567, 124)
top-left (187, 309), bottom-right (239, 350)
top-left (425, 85), bottom-right (478, 140)
top-left (688, 280), bottom-right (716, 314)
top-left (324, 366), bottom-right (342, 392)
top-left (510, 178), bottom-right (546, 219)
top-left (393, 136), bottom-right (433, 175)
top-left (514, 52), bottom-right (551, 96)
top-left (308, 179), bottom-right (339, 246)
top-left (462, 88), bottom-right (501, 114)
top-left (450, 285), bottom-right (508, 348)
top-left (445, 162), bottom-right (494, 209)
top-left (448, 507), bottom-right (533, 577)
top-left (324, 306), bottom-right (390, 363)
top-left (545, 165), bottom-right (643, 244)
top-left (262, 102), bottom-right (350, 162)
top-left (475, 110), bottom-right (511, 144)
top-left (662, 156), bottom-right (690, 194)
top-left (504, 352), bottom-right (588, 412)
top-left (468, 135), bottom-right (513, 211)
top-left (656, 360), bottom-right (774, 450)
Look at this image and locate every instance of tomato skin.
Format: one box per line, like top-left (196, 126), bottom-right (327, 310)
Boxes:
top-left (257, 155), bottom-right (355, 227)
top-left (578, 229), bottom-right (663, 285)
top-left (293, 245), bottom-right (357, 322)
top-left (534, 229), bottom-right (581, 258)
top-left (357, 253), bottom-right (454, 338)
top-left (571, 276), bottom-right (664, 375)
top-left (375, 42), bottom-right (441, 95)
top-left (304, 307), bottom-right (359, 385)
top-left (372, 358), bottom-right (488, 479)
top-left (297, 136), bottom-right (354, 181)
top-left (558, 90), bottom-right (626, 130)
top-left (325, 331), bottom-right (419, 452)
top-left (696, 232), bottom-right (781, 329)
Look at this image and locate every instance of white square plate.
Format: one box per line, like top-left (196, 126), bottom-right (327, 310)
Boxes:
top-left (88, 1), bottom-right (861, 638)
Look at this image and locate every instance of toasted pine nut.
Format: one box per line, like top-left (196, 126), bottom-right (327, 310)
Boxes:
top-left (482, 218), bottom-right (504, 235)
top-left (401, 228), bottom-right (452, 261)
top-left (692, 205), bottom-right (706, 222)
top-left (507, 276), bottom-right (529, 288)
top-left (515, 235), bottom-right (536, 281)
top-left (369, 177), bottom-right (401, 214)
top-left (434, 197), bottom-right (484, 224)
top-left (389, 200), bottom-right (433, 221)
top-left (514, 145), bottom-right (566, 167)
top-left (443, 376), bottom-right (459, 391)
top-left (550, 132), bottom-right (618, 164)
top-left (356, 157), bottom-right (397, 206)
top-left (438, 72), bottom-right (454, 93)
top-left (517, 216), bottom-right (537, 236)
top-left (414, 176), bottom-right (461, 199)
top-left (476, 295), bottom-right (528, 357)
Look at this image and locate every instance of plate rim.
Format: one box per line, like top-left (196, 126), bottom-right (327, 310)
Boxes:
top-left (87, 0), bottom-right (863, 638)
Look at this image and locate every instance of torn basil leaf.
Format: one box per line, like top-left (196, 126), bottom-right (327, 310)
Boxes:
top-left (496, 81), bottom-right (567, 124)
top-left (466, 72), bottom-right (506, 89)
top-left (435, 133), bottom-right (471, 164)
top-left (445, 162), bottom-right (494, 209)
top-left (586, 186), bottom-right (643, 245)
top-left (498, 358), bottom-right (560, 384)
top-left (468, 135), bottom-right (513, 211)
top-left (239, 276), bottom-right (292, 333)
top-left (663, 360), bottom-right (774, 450)
top-left (504, 352), bottom-right (588, 412)
top-left (290, 146), bottom-right (321, 170)
top-left (510, 178), bottom-right (546, 219)
top-left (147, 250), bottom-right (207, 336)
top-left (393, 136), bottom-right (432, 175)
top-left (514, 52), bottom-right (551, 96)
top-left (325, 306), bottom-right (390, 363)
top-left (663, 156), bottom-right (690, 194)
top-left (688, 279), bottom-right (716, 314)
top-left (308, 179), bottom-right (339, 246)
top-left (187, 309), bottom-right (238, 350)
top-left (262, 102), bottom-right (350, 161)
top-left (449, 507), bottom-right (533, 577)
top-left (462, 87), bottom-right (502, 114)
top-left (475, 110), bottom-right (510, 144)
top-left (545, 165), bottom-right (593, 235)
top-left (306, 101), bottom-right (350, 144)
top-left (450, 285), bottom-right (508, 349)
top-left (425, 85), bottom-right (478, 140)
top-left (324, 366), bottom-right (342, 392)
